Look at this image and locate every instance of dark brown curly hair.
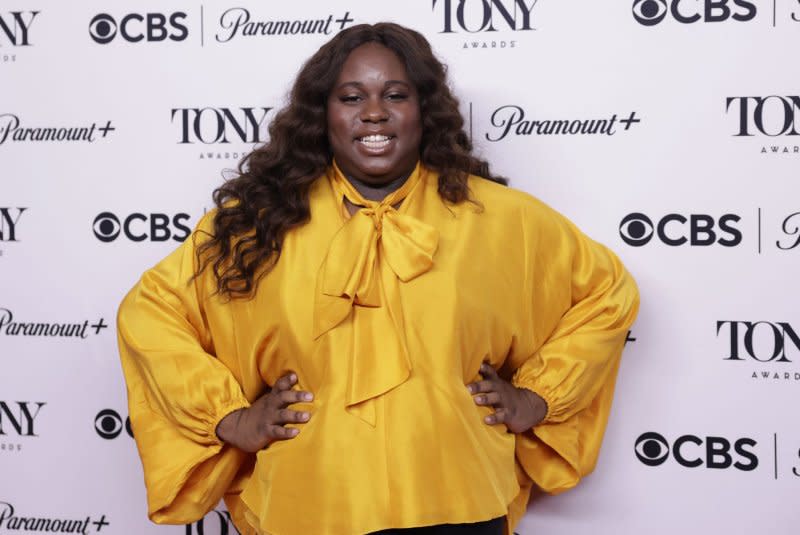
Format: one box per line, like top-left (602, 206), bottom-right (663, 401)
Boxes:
top-left (196, 22), bottom-right (507, 298)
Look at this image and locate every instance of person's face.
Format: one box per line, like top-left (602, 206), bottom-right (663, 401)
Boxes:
top-left (327, 43), bottom-right (422, 185)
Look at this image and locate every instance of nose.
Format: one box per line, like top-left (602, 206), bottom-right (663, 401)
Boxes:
top-left (360, 97), bottom-right (388, 123)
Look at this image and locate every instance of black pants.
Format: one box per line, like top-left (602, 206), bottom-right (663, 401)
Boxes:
top-left (368, 516), bottom-right (505, 535)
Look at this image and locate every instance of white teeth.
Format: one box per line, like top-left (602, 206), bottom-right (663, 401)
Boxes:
top-left (360, 134), bottom-right (390, 142)
top-left (358, 134), bottom-right (392, 148)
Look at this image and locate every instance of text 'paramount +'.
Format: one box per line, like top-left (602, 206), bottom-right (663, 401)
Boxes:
top-left (0, 115), bottom-right (115, 145)
top-left (216, 8), bottom-right (354, 43)
top-left (485, 105), bottom-right (640, 141)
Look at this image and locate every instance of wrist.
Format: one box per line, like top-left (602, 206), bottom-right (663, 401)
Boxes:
top-left (215, 407), bottom-right (245, 444)
top-left (518, 387), bottom-right (548, 429)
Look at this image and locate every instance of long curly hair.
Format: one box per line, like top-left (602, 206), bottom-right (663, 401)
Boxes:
top-left (196, 22), bottom-right (507, 298)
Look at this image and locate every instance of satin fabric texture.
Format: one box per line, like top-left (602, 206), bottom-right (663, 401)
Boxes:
top-left (117, 162), bottom-right (639, 535)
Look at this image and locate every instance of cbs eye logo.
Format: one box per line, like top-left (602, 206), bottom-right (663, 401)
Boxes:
top-left (93, 212), bottom-right (121, 242)
top-left (94, 409), bottom-right (133, 440)
top-left (619, 213), bottom-right (654, 246)
top-left (93, 211), bottom-right (192, 243)
top-left (618, 212), bottom-right (742, 247)
top-left (635, 432), bottom-right (670, 466)
top-left (632, 0), bottom-right (668, 26)
top-left (634, 431), bottom-right (759, 471)
top-left (88, 14), bottom-right (117, 44)
top-left (89, 12), bottom-right (188, 44)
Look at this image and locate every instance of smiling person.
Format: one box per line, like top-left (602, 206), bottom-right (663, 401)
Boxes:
top-left (117, 23), bottom-right (639, 535)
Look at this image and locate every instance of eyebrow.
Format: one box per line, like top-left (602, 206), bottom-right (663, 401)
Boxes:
top-left (334, 80), bottom-right (412, 91)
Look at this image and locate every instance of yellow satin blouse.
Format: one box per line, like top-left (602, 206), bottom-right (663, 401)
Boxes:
top-left (117, 162), bottom-right (639, 535)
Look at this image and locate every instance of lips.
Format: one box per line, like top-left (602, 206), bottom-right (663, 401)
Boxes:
top-left (356, 134), bottom-right (394, 150)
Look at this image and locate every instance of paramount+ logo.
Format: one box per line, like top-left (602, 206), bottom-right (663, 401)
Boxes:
top-left (632, 0), bottom-right (756, 26)
top-left (619, 213), bottom-right (742, 247)
top-left (635, 432), bottom-right (758, 471)
top-left (92, 212), bottom-right (191, 243)
top-left (89, 12), bottom-right (188, 44)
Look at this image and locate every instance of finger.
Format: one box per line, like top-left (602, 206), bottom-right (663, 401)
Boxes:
top-left (277, 389), bottom-right (314, 406)
top-left (276, 408), bottom-right (311, 424)
top-left (266, 424), bottom-right (299, 441)
top-left (484, 408), bottom-right (507, 425)
top-left (467, 379), bottom-right (495, 394)
top-left (480, 362), bottom-right (499, 378)
top-left (474, 392), bottom-right (502, 406)
top-left (273, 372), bottom-right (298, 392)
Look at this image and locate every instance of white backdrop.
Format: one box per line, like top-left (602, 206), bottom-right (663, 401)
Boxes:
top-left (2, 1), bottom-right (798, 534)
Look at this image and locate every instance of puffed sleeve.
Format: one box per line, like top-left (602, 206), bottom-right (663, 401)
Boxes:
top-left (117, 213), bottom-right (252, 524)
top-left (510, 200), bottom-right (639, 495)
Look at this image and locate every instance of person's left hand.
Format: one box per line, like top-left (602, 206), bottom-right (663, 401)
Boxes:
top-left (466, 362), bottom-right (548, 433)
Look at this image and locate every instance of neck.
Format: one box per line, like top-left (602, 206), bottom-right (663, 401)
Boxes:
top-left (346, 171), bottom-right (412, 203)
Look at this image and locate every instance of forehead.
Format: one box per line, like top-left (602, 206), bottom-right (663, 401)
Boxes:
top-left (335, 43), bottom-right (410, 84)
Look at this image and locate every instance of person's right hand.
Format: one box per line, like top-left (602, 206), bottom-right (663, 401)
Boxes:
top-left (215, 371), bottom-right (313, 452)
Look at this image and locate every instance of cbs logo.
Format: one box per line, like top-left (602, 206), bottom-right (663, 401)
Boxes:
top-left (635, 432), bottom-right (758, 471)
top-left (89, 12), bottom-right (188, 44)
top-left (632, 0), bottom-right (756, 26)
top-left (93, 212), bottom-right (192, 243)
top-left (94, 409), bottom-right (133, 440)
top-left (619, 212), bottom-right (742, 247)
top-left (632, 0), bottom-right (669, 26)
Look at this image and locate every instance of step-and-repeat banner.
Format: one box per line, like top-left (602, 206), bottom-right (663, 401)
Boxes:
top-left (2, 1), bottom-right (798, 534)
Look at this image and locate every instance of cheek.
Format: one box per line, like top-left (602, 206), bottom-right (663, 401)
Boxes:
top-left (326, 107), bottom-right (350, 142)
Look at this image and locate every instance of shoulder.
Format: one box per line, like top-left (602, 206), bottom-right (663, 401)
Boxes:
top-left (466, 175), bottom-right (571, 233)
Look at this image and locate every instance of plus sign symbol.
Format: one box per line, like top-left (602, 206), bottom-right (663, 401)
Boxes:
top-left (335, 12), bottom-right (354, 30)
top-left (619, 112), bottom-right (641, 130)
top-left (97, 121), bottom-right (115, 138)
top-left (625, 330), bottom-right (637, 345)
top-left (91, 318), bottom-right (108, 335)
top-left (92, 515), bottom-right (110, 532)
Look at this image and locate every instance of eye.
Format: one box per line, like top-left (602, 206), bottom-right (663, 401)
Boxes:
top-left (632, 0), bottom-right (668, 26)
top-left (89, 13), bottom-right (117, 44)
top-left (619, 213), bottom-right (654, 246)
top-left (386, 93), bottom-right (408, 101)
top-left (339, 95), bottom-right (362, 103)
top-left (95, 409), bottom-right (123, 439)
top-left (93, 212), bottom-right (121, 242)
top-left (635, 432), bottom-right (670, 466)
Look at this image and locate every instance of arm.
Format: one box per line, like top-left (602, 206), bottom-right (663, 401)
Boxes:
top-left (511, 203), bottom-right (639, 494)
top-left (117, 216), bottom-right (251, 524)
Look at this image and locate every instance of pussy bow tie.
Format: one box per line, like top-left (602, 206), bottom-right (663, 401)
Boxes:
top-left (313, 161), bottom-right (439, 425)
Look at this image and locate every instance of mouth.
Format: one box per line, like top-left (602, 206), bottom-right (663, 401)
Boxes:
top-left (356, 134), bottom-right (395, 149)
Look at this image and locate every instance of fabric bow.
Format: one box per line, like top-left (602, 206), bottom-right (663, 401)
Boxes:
top-left (313, 161), bottom-right (439, 425)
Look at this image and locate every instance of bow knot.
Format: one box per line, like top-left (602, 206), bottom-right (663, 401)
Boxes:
top-left (363, 205), bottom-right (390, 232)
top-left (312, 161), bottom-right (438, 425)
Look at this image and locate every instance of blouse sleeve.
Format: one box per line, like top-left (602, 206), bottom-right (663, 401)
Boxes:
top-left (117, 214), bottom-right (252, 524)
top-left (511, 201), bottom-right (639, 495)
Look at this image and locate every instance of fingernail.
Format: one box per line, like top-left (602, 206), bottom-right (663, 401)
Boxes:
top-left (301, 413), bottom-right (310, 421)
top-left (290, 374), bottom-right (297, 382)
top-left (477, 396), bottom-right (485, 404)
top-left (467, 385), bottom-right (474, 393)
top-left (291, 428), bottom-right (299, 435)
top-left (303, 392), bottom-right (313, 401)
top-left (484, 416), bottom-right (493, 424)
